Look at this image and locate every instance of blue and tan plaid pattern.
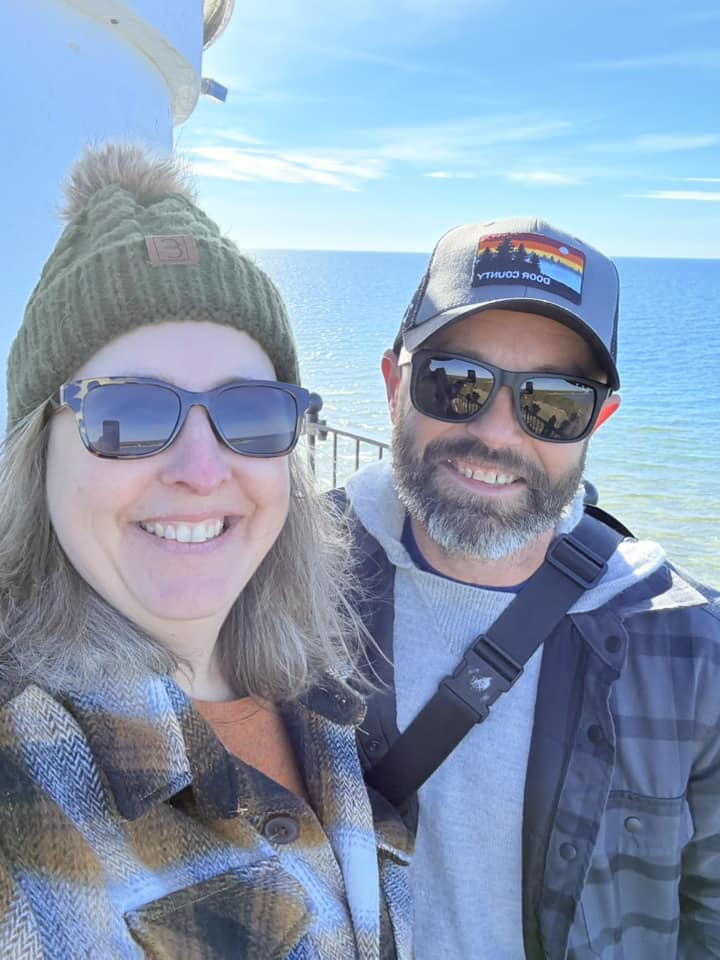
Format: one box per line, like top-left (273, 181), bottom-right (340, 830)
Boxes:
top-left (524, 566), bottom-right (720, 958)
top-left (0, 672), bottom-right (413, 959)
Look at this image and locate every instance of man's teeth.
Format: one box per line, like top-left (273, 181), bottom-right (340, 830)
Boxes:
top-left (139, 519), bottom-right (225, 543)
top-left (451, 462), bottom-right (516, 485)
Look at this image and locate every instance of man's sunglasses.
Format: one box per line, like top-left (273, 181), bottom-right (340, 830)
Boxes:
top-left (54, 377), bottom-right (311, 459)
top-left (408, 350), bottom-right (612, 443)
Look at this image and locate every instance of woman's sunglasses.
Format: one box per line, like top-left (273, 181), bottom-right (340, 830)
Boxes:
top-left (54, 377), bottom-right (311, 459)
top-left (409, 350), bottom-right (612, 443)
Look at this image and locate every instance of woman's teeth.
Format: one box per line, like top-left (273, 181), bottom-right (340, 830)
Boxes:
top-left (139, 519), bottom-right (225, 543)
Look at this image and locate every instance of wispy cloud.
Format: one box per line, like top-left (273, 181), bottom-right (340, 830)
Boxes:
top-left (207, 3), bottom-right (482, 86)
top-left (578, 49), bottom-right (720, 71)
top-left (669, 176), bottom-right (720, 183)
top-left (369, 116), bottom-right (572, 164)
top-left (180, 128), bottom-right (263, 147)
top-left (185, 114), bottom-right (573, 192)
top-left (226, 91), bottom-right (363, 106)
top-left (582, 133), bottom-right (720, 155)
top-left (634, 134), bottom-right (720, 151)
top-left (288, 39), bottom-right (460, 76)
top-left (187, 145), bottom-right (385, 191)
top-left (505, 170), bottom-right (582, 186)
top-left (425, 171), bottom-right (477, 179)
top-left (633, 190), bottom-right (720, 202)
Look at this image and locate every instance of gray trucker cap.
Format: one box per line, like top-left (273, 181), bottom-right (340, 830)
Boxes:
top-left (397, 216), bottom-right (620, 389)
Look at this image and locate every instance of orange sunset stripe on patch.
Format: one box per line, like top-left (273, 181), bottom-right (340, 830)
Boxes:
top-left (478, 234), bottom-right (585, 273)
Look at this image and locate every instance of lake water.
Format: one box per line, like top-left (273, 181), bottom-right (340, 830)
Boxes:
top-left (250, 250), bottom-right (720, 587)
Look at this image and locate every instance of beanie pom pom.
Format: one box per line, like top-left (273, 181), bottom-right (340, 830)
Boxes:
top-left (61, 143), bottom-right (195, 220)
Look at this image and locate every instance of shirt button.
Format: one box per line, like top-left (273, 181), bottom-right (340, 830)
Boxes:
top-left (559, 842), bottom-right (578, 861)
top-left (605, 635), bottom-right (622, 653)
top-left (263, 815), bottom-right (299, 844)
top-left (624, 816), bottom-right (643, 833)
top-left (587, 724), bottom-right (604, 744)
top-left (367, 739), bottom-right (382, 753)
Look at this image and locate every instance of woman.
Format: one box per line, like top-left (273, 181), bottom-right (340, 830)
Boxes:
top-left (0, 144), bottom-right (412, 959)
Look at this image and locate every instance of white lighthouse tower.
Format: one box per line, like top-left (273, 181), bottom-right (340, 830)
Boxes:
top-left (0, 0), bottom-right (234, 411)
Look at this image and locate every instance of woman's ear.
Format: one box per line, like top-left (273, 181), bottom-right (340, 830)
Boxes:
top-left (592, 393), bottom-right (621, 433)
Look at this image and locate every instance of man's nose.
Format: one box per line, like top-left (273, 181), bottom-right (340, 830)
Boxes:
top-left (157, 406), bottom-right (232, 494)
top-left (465, 386), bottom-right (525, 445)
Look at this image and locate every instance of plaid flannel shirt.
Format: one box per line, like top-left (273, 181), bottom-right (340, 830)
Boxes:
top-left (0, 671), bottom-right (413, 959)
top-left (523, 565), bottom-right (720, 959)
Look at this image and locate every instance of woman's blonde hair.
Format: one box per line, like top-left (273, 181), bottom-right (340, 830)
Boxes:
top-left (0, 406), bottom-right (365, 700)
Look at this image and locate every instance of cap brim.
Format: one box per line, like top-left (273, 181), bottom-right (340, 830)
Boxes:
top-left (401, 297), bottom-right (620, 390)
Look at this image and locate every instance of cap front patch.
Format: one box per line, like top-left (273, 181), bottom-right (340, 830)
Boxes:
top-left (471, 232), bottom-right (585, 304)
top-left (145, 235), bottom-right (199, 266)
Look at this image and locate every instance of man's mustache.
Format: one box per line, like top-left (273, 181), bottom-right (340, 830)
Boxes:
top-left (421, 436), bottom-right (541, 481)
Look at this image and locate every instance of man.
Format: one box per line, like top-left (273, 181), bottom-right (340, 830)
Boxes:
top-left (342, 217), bottom-right (720, 958)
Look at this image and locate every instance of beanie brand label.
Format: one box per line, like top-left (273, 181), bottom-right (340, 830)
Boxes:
top-left (471, 232), bottom-right (585, 304)
top-left (145, 235), bottom-right (199, 266)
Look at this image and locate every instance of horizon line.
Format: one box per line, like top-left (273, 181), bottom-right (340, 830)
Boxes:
top-left (241, 245), bottom-right (720, 262)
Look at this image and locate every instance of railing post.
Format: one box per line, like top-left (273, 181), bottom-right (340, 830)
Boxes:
top-left (306, 392), bottom-right (324, 476)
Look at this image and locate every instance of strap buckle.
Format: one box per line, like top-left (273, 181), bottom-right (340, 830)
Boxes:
top-left (546, 533), bottom-right (608, 589)
top-left (440, 635), bottom-right (524, 724)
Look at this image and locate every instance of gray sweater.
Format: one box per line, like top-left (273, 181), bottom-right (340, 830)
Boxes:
top-left (346, 460), bottom-right (667, 960)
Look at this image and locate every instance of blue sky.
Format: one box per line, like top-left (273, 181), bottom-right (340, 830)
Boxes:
top-left (179, 0), bottom-right (720, 257)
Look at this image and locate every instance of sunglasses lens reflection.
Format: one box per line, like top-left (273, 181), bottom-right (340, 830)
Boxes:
top-left (519, 378), bottom-right (596, 440)
top-left (413, 356), bottom-right (598, 441)
top-left (84, 383), bottom-right (181, 457)
top-left (416, 357), bottom-right (494, 420)
top-left (215, 385), bottom-right (298, 455)
top-left (81, 382), bottom-right (300, 458)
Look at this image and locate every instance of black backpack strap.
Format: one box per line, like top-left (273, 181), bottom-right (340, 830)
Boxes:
top-left (583, 502), bottom-right (635, 538)
top-left (364, 512), bottom-right (624, 808)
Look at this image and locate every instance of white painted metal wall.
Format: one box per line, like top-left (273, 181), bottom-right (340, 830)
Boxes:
top-left (0, 0), bottom-right (205, 413)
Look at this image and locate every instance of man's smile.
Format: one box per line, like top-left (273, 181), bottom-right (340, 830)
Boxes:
top-left (446, 458), bottom-right (521, 487)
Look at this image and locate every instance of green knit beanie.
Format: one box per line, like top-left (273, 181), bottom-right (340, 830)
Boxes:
top-left (7, 144), bottom-right (300, 425)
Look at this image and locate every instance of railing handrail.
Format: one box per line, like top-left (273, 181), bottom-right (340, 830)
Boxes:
top-left (305, 392), bottom-right (389, 488)
top-left (305, 419), bottom-right (389, 448)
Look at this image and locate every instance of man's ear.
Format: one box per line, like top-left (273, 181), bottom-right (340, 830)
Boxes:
top-left (381, 349), bottom-right (404, 423)
top-left (592, 393), bottom-right (621, 433)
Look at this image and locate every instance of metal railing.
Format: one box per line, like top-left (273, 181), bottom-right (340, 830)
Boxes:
top-left (305, 393), bottom-right (389, 489)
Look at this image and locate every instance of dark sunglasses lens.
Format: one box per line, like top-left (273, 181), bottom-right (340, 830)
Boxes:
top-left (415, 356), bottom-right (494, 420)
top-left (214, 385), bottom-right (299, 455)
top-left (519, 377), bottom-right (596, 440)
top-left (83, 383), bottom-right (181, 457)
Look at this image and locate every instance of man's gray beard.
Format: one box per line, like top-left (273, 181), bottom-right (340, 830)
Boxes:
top-left (392, 419), bottom-right (587, 562)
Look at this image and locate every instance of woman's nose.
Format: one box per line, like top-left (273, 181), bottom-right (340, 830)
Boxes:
top-left (157, 406), bottom-right (232, 494)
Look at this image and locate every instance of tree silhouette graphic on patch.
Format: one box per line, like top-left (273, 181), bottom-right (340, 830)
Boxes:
top-left (471, 232), bottom-right (585, 304)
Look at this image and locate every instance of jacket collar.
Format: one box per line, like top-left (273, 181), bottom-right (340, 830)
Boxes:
top-left (570, 563), bottom-right (718, 675)
top-left (61, 671), bottom-right (365, 822)
top-left (298, 673), bottom-right (367, 726)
